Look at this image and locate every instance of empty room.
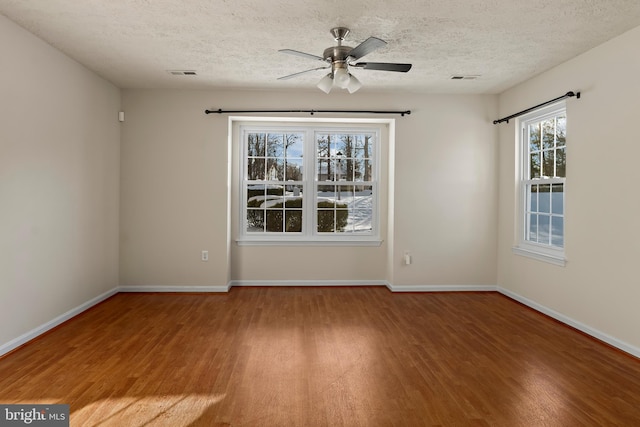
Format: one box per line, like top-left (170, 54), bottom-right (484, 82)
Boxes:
top-left (1, 1), bottom-right (640, 425)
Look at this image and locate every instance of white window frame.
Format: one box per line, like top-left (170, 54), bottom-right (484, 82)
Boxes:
top-left (235, 119), bottom-right (385, 246)
top-left (512, 102), bottom-right (567, 266)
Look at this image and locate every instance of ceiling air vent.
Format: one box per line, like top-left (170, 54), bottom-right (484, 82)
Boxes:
top-left (167, 70), bottom-right (197, 76)
top-left (450, 75), bottom-right (480, 80)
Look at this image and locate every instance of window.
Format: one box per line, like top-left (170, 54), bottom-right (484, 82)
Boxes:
top-left (239, 123), bottom-right (381, 245)
top-left (513, 103), bottom-right (566, 265)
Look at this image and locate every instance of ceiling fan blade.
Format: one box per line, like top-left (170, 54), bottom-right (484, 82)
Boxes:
top-left (277, 66), bottom-right (330, 80)
top-left (352, 62), bottom-right (412, 72)
top-left (347, 37), bottom-right (387, 60)
top-left (279, 49), bottom-right (327, 62)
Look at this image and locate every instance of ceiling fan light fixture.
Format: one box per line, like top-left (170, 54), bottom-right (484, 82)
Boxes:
top-left (347, 74), bottom-right (362, 93)
top-left (333, 67), bottom-right (350, 89)
top-left (317, 73), bottom-right (333, 93)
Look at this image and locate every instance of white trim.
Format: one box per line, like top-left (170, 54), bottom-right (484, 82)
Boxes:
top-left (512, 246), bottom-right (566, 266)
top-left (387, 284), bottom-right (498, 292)
top-left (230, 280), bottom-right (389, 288)
top-left (498, 287), bottom-right (640, 359)
top-left (4, 283), bottom-right (637, 362)
top-left (0, 287), bottom-right (119, 357)
top-left (235, 238), bottom-right (382, 246)
top-left (516, 103), bottom-right (567, 262)
top-left (118, 285), bottom-right (231, 293)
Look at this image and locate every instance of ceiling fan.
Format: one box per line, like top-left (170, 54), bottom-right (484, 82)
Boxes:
top-left (278, 27), bottom-right (412, 94)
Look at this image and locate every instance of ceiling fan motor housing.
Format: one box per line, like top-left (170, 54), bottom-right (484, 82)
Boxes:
top-left (323, 46), bottom-right (352, 63)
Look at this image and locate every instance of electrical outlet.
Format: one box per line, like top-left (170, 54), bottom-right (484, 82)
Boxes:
top-left (201, 250), bottom-right (209, 262)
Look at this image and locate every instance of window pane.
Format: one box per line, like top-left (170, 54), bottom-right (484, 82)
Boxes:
top-left (542, 150), bottom-right (555, 177)
top-left (556, 116), bottom-right (566, 147)
top-left (337, 185), bottom-right (355, 204)
top-left (285, 159), bottom-right (303, 181)
top-left (355, 135), bottom-right (374, 157)
top-left (267, 134), bottom-right (284, 157)
top-left (317, 158), bottom-right (332, 181)
top-left (318, 185), bottom-right (338, 200)
top-left (266, 159), bottom-right (284, 181)
top-left (247, 158), bottom-right (265, 180)
top-left (247, 209), bottom-right (264, 232)
top-left (542, 119), bottom-right (555, 150)
top-left (247, 133), bottom-right (266, 156)
top-left (247, 184), bottom-right (266, 207)
top-left (285, 210), bottom-right (302, 232)
top-left (528, 185), bottom-right (538, 212)
top-left (334, 205), bottom-right (348, 232)
top-left (334, 158), bottom-right (347, 181)
top-left (551, 216), bottom-right (564, 247)
top-left (344, 158), bottom-right (354, 181)
top-left (556, 147), bottom-right (566, 177)
top-left (317, 209), bottom-right (335, 232)
top-left (552, 184), bottom-right (564, 215)
top-left (529, 124), bottom-right (541, 152)
top-left (285, 183), bottom-right (303, 200)
top-left (354, 159), bottom-right (372, 182)
top-left (538, 184), bottom-right (551, 213)
top-left (285, 134), bottom-right (303, 158)
top-left (354, 143), bottom-right (373, 160)
top-left (530, 152), bottom-right (541, 178)
top-left (335, 135), bottom-right (349, 158)
top-left (317, 136), bottom-right (330, 158)
top-left (349, 186), bottom-right (373, 233)
top-left (538, 215), bottom-right (551, 244)
top-left (528, 213), bottom-right (538, 242)
top-left (265, 210), bottom-right (283, 232)
top-left (354, 160), bottom-right (364, 182)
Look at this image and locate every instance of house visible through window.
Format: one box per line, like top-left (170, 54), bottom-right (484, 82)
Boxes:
top-left (239, 123), bottom-right (381, 244)
top-left (514, 102), bottom-right (566, 265)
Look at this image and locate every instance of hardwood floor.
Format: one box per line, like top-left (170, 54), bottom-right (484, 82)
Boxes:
top-left (1, 287), bottom-right (639, 426)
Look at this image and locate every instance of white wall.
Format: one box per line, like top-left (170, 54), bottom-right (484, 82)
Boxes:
top-left (119, 91), bottom-right (231, 288)
top-left (497, 26), bottom-right (640, 352)
top-left (120, 89), bottom-right (498, 288)
top-left (0, 15), bottom-right (121, 349)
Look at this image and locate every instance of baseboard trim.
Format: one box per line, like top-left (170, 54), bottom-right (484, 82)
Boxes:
top-left (497, 287), bottom-right (640, 359)
top-left (387, 284), bottom-right (498, 292)
top-left (0, 287), bottom-right (119, 357)
top-left (118, 285), bottom-right (231, 293)
top-left (229, 280), bottom-right (389, 288)
top-left (4, 283), bottom-right (637, 361)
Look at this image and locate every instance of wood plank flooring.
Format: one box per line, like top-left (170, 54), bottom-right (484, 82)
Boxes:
top-left (1, 287), bottom-right (639, 426)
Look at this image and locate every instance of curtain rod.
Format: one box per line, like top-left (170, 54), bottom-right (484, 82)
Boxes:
top-left (204, 108), bottom-right (411, 117)
top-left (493, 91), bottom-right (580, 124)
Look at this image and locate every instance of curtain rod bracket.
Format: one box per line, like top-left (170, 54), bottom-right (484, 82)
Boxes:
top-left (493, 91), bottom-right (580, 125)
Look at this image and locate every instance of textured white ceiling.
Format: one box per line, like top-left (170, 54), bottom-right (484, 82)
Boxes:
top-left (2, 0), bottom-right (640, 94)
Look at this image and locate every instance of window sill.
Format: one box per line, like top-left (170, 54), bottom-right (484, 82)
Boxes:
top-left (512, 245), bottom-right (566, 267)
top-left (236, 238), bottom-right (383, 247)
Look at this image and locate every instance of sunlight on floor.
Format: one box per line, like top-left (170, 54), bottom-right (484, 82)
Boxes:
top-left (72, 394), bottom-right (225, 427)
top-left (516, 365), bottom-right (570, 424)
